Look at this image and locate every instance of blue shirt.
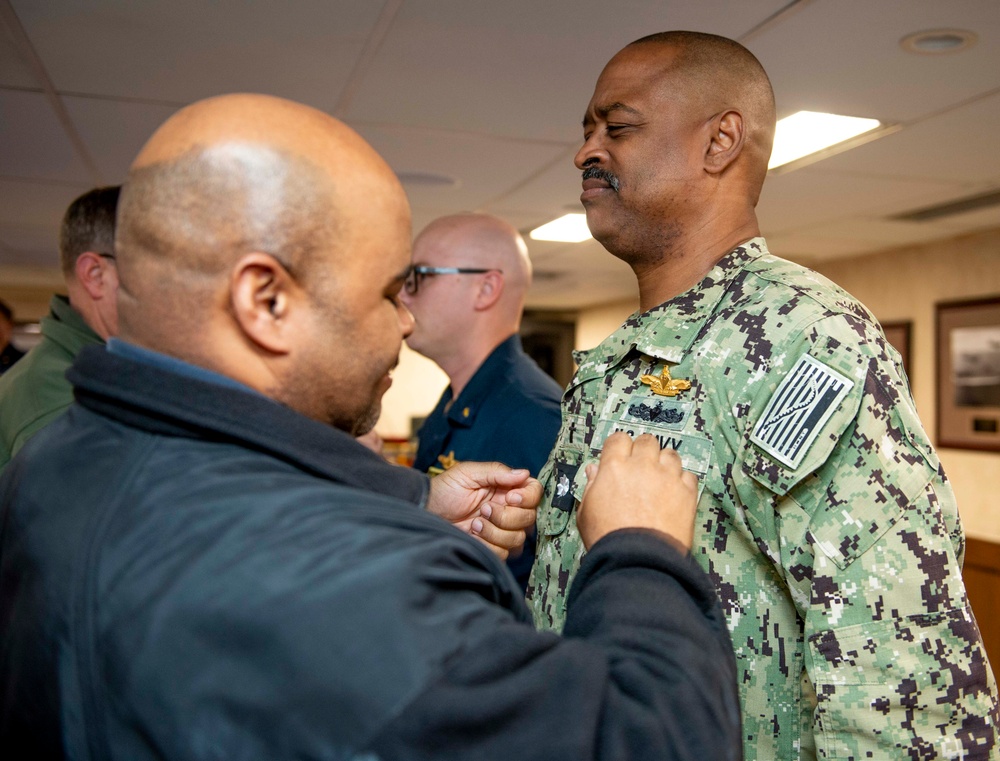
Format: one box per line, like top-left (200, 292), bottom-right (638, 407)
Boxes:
top-left (107, 339), bottom-right (261, 395)
top-left (413, 335), bottom-right (562, 589)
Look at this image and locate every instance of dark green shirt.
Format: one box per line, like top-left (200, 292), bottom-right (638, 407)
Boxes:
top-left (0, 295), bottom-right (102, 470)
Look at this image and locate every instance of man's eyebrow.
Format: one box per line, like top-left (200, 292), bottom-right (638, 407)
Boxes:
top-left (582, 102), bottom-right (643, 127)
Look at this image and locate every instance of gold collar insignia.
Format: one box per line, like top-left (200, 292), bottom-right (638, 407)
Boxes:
top-left (437, 450), bottom-right (459, 470)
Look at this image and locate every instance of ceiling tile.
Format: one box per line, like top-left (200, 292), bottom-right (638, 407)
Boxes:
top-left (0, 13), bottom-right (38, 88)
top-left (350, 0), bottom-right (792, 141)
top-left (0, 90), bottom-right (95, 183)
top-left (758, 167), bottom-right (971, 235)
top-left (751, 0), bottom-right (1000, 123)
top-left (357, 124), bottom-right (569, 214)
top-left (9, 0), bottom-right (376, 109)
top-left (65, 96), bottom-right (180, 182)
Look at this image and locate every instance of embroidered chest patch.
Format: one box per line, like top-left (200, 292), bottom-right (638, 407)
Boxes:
top-left (750, 353), bottom-right (854, 469)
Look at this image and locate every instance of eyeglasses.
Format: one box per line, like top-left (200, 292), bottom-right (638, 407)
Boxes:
top-left (98, 253), bottom-right (116, 262)
top-left (403, 265), bottom-right (500, 295)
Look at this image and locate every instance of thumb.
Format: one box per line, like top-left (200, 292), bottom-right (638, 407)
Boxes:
top-left (581, 462), bottom-right (598, 502)
top-left (452, 461), bottom-right (530, 488)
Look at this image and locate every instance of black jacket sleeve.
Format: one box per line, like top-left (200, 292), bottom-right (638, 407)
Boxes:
top-left (367, 529), bottom-right (742, 761)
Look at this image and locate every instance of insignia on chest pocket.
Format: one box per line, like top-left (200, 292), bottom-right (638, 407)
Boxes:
top-left (552, 461), bottom-right (580, 513)
top-left (750, 353), bottom-right (853, 469)
top-left (626, 400), bottom-right (687, 425)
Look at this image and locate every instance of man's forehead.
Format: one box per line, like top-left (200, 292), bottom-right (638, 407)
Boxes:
top-left (412, 227), bottom-right (465, 262)
top-left (586, 50), bottom-right (688, 120)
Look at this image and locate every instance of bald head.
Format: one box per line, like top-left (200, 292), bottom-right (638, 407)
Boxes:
top-left (116, 93), bottom-right (405, 351)
top-left (415, 213), bottom-right (531, 296)
top-left (113, 93), bottom-right (415, 433)
top-left (626, 31), bottom-right (776, 195)
top-left (401, 213), bottom-right (532, 383)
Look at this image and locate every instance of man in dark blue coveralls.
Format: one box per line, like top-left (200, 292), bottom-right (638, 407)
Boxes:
top-left (401, 213), bottom-right (562, 589)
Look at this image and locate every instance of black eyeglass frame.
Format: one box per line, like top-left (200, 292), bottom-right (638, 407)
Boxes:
top-left (403, 265), bottom-right (501, 295)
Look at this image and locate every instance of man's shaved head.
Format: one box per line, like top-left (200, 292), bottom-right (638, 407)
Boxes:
top-left (114, 93), bottom-right (414, 433)
top-left (401, 212), bottom-right (533, 383)
top-left (415, 213), bottom-right (532, 295)
top-left (627, 31), bottom-right (776, 194)
top-left (120, 144), bottom-right (334, 280)
top-left (116, 94), bottom-right (403, 353)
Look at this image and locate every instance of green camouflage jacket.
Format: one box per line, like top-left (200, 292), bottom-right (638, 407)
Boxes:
top-left (528, 238), bottom-right (999, 760)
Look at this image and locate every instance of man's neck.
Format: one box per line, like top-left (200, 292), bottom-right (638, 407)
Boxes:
top-left (440, 333), bottom-right (514, 399)
top-left (633, 220), bottom-right (760, 312)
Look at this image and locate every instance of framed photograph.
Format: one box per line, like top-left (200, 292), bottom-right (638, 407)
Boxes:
top-left (881, 321), bottom-right (912, 382)
top-left (936, 296), bottom-right (1000, 451)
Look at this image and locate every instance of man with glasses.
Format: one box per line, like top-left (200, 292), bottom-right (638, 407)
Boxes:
top-left (0, 185), bottom-right (121, 471)
top-left (400, 213), bottom-right (562, 590)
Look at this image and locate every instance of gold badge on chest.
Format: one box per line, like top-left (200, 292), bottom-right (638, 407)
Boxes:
top-left (640, 364), bottom-right (692, 397)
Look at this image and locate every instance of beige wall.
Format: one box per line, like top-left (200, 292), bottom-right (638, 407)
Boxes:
top-left (813, 227), bottom-right (1000, 543)
top-left (575, 298), bottom-right (638, 351)
top-left (375, 343), bottom-right (448, 439)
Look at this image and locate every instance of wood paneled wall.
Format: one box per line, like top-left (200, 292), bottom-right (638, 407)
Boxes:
top-left (964, 537), bottom-right (1000, 683)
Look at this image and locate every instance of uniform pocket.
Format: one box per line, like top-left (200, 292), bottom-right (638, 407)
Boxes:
top-left (808, 608), bottom-right (987, 759)
top-left (536, 448), bottom-right (591, 538)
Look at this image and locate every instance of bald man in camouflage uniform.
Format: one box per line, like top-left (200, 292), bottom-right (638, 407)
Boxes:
top-left (529, 31), bottom-right (999, 760)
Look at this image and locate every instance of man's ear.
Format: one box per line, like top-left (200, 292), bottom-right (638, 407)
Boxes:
top-left (229, 253), bottom-right (299, 355)
top-left (473, 270), bottom-right (504, 311)
top-left (704, 109), bottom-right (745, 175)
top-left (74, 251), bottom-right (117, 300)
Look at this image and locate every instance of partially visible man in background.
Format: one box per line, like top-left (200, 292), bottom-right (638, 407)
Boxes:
top-left (400, 212), bottom-right (562, 589)
top-left (0, 299), bottom-right (24, 374)
top-left (0, 186), bottom-right (120, 471)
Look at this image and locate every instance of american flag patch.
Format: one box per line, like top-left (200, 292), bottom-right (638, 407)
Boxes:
top-left (750, 354), bottom-right (854, 469)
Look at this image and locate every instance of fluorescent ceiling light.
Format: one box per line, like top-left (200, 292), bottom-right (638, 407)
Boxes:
top-left (529, 213), bottom-right (592, 242)
top-left (768, 111), bottom-right (882, 170)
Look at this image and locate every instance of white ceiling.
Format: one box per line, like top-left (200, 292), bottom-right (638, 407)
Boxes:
top-left (2, 0), bottom-right (999, 310)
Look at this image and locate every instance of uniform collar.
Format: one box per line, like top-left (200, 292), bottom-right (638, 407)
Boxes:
top-left (107, 338), bottom-right (258, 395)
top-left (67, 345), bottom-right (430, 508)
top-left (445, 334), bottom-right (521, 428)
top-left (40, 294), bottom-right (103, 354)
top-left (574, 238), bottom-right (768, 382)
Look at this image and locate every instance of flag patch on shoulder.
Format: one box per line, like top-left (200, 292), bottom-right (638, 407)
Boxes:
top-left (750, 354), bottom-right (854, 469)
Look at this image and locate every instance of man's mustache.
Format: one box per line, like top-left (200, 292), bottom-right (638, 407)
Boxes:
top-left (582, 166), bottom-right (620, 192)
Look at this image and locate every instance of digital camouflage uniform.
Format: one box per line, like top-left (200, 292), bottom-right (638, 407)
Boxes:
top-left (528, 238), bottom-right (1000, 760)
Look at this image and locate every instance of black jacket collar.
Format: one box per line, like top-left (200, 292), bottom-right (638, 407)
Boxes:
top-left (68, 346), bottom-right (429, 507)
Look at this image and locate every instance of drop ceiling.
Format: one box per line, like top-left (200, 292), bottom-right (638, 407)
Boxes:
top-left (1, 0), bottom-right (999, 310)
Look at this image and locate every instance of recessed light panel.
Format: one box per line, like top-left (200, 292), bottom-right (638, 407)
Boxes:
top-left (529, 213), bottom-right (592, 243)
top-left (768, 111), bottom-right (882, 170)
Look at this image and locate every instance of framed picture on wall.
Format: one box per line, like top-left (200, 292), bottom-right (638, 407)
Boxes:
top-left (936, 296), bottom-right (1000, 451)
top-left (881, 320), bottom-right (912, 382)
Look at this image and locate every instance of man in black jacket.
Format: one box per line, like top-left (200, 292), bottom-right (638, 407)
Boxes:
top-left (0, 93), bottom-right (741, 760)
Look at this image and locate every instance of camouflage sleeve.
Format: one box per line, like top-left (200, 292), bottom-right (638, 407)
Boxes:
top-left (734, 315), bottom-right (1000, 759)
